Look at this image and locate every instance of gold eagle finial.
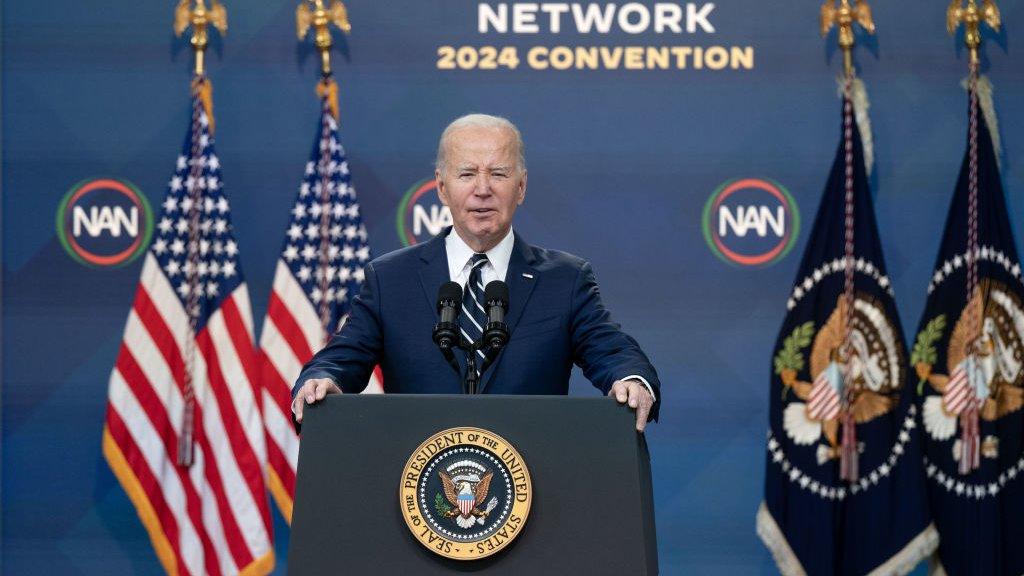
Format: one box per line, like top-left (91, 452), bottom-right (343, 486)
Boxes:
top-left (820, 0), bottom-right (875, 78)
top-left (174, 0), bottom-right (228, 77)
top-left (297, 0), bottom-right (351, 76)
top-left (947, 0), bottom-right (1000, 67)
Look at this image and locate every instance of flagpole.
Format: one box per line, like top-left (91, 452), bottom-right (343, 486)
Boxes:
top-left (297, 0), bottom-right (352, 343)
top-left (297, 0), bottom-right (351, 123)
top-left (946, 0), bottom-right (1001, 321)
top-left (819, 0), bottom-right (875, 482)
top-left (174, 0), bottom-right (228, 79)
top-left (947, 0), bottom-right (1000, 475)
top-left (171, 0), bottom-right (228, 467)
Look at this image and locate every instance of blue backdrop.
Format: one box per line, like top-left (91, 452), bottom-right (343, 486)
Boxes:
top-left (2, 0), bottom-right (1022, 573)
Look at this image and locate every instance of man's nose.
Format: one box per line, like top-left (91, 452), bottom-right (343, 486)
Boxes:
top-left (473, 174), bottom-right (493, 195)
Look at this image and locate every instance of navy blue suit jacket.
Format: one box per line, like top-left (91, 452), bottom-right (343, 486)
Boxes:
top-left (295, 228), bottom-right (661, 420)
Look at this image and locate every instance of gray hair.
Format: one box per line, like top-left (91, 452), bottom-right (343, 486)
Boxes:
top-left (435, 113), bottom-right (526, 175)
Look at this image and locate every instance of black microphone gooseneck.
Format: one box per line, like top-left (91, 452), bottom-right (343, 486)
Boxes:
top-left (432, 282), bottom-right (464, 379)
top-left (478, 281), bottom-right (510, 376)
top-left (432, 280), bottom-right (512, 394)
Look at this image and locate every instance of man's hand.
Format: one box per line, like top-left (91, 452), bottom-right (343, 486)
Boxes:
top-left (608, 379), bottom-right (655, 432)
top-left (292, 378), bottom-right (342, 423)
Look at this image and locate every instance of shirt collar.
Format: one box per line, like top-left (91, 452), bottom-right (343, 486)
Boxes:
top-left (446, 227), bottom-right (515, 281)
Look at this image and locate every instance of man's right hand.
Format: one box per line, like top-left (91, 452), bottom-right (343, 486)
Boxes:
top-left (291, 378), bottom-right (342, 423)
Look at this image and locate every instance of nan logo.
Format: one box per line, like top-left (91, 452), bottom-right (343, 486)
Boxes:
top-left (399, 427), bottom-right (532, 560)
top-left (56, 178), bottom-right (153, 267)
top-left (701, 177), bottom-right (799, 267)
top-left (396, 178), bottom-right (451, 246)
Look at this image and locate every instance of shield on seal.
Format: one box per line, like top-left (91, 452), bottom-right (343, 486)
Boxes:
top-left (458, 491), bottom-right (475, 516)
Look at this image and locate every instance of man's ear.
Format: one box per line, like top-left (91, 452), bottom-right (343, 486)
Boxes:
top-left (435, 169), bottom-right (449, 206)
top-left (517, 171), bottom-right (527, 205)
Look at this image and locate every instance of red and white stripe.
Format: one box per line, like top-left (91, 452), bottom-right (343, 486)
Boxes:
top-left (947, 362), bottom-right (984, 473)
top-left (944, 364), bottom-right (982, 415)
top-left (258, 259), bottom-right (382, 522)
top-left (807, 370), bottom-right (841, 421)
top-left (103, 254), bottom-right (273, 576)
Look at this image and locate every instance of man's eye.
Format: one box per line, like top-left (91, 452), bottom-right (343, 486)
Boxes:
top-left (459, 173), bottom-right (473, 179)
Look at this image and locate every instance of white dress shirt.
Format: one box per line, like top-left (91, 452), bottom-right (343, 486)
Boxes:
top-left (445, 226), bottom-right (515, 288)
top-left (444, 228), bottom-right (656, 402)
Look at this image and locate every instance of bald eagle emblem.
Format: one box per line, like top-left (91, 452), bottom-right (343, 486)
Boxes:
top-left (400, 427), bottom-right (532, 560)
top-left (776, 293), bottom-right (903, 463)
top-left (914, 278), bottom-right (1024, 469)
top-left (438, 461), bottom-right (499, 529)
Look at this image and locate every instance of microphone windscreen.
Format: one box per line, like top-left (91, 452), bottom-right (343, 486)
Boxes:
top-left (484, 280), bottom-right (510, 311)
top-left (437, 281), bottom-right (463, 311)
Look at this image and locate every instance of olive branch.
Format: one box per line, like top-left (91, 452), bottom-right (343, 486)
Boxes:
top-left (434, 492), bottom-right (452, 517)
top-left (911, 314), bottom-right (946, 395)
top-left (773, 321), bottom-right (815, 374)
top-left (773, 321), bottom-right (814, 400)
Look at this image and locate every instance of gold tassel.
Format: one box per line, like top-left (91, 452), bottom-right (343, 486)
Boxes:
top-left (961, 74), bottom-right (1002, 167)
top-left (316, 78), bottom-right (340, 122)
top-left (191, 76), bottom-right (216, 135)
top-left (835, 76), bottom-right (874, 176)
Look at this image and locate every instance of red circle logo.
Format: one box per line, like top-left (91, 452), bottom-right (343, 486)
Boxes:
top-left (395, 178), bottom-right (452, 246)
top-left (56, 178), bottom-right (153, 267)
top-left (701, 178), bottom-right (800, 267)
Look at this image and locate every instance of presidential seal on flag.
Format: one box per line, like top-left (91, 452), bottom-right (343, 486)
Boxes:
top-left (399, 427), bottom-right (532, 560)
top-left (777, 292), bottom-right (903, 465)
top-left (917, 279), bottom-right (1024, 462)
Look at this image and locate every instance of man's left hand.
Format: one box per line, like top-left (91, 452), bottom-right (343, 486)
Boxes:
top-left (608, 379), bottom-right (655, 432)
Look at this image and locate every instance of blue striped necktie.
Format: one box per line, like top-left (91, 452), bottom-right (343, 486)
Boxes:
top-left (460, 253), bottom-right (490, 373)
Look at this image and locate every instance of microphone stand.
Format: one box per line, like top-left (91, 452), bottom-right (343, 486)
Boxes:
top-left (457, 335), bottom-right (500, 395)
top-left (463, 340), bottom-right (480, 395)
top-left (435, 281), bottom-right (509, 395)
top-left (433, 312), bottom-right (489, 394)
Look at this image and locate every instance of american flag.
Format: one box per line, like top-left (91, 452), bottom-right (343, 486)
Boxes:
top-left (102, 92), bottom-right (274, 576)
top-left (257, 94), bottom-right (380, 522)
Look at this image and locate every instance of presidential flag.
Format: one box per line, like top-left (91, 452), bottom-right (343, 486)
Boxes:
top-left (758, 79), bottom-right (937, 575)
top-left (102, 82), bottom-right (274, 575)
top-left (911, 76), bottom-right (1024, 575)
top-left (257, 82), bottom-right (379, 523)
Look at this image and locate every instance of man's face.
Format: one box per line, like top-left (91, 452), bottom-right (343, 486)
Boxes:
top-left (436, 125), bottom-right (526, 252)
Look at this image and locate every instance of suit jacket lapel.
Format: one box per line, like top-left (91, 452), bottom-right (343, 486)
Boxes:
top-left (479, 232), bottom-right (538, 393)
top-left (416, 228), bottom-right (451, 321)
top-left (417, 227), bottom-right (468, 377)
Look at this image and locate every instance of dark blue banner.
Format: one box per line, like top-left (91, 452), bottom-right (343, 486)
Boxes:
top-left (760, 90), bottom-right (935, 575)
top-left (912, 85), bottom-right (1024, 576)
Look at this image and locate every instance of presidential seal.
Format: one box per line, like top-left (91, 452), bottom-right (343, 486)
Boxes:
top-left (778, 292), bottom-right (904, 462)
top-left (915, 278), bottom-right (1024, 472)
top-left (399, 427), bottom-right (532, 560)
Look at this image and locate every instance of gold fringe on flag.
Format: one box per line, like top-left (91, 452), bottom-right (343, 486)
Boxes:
top-left (191, 76), bottom-right (216, 134)
top-left (316, 77), bottom-right (340, 121)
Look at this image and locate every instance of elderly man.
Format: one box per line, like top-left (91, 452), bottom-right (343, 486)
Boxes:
top-left (292, 114), bottom-right (661, 430)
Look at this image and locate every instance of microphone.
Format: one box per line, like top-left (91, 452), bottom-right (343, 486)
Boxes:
top-left (433, 281), bottom-right (463, 354)
top-left (482, 281), bottom-right (510, 351)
